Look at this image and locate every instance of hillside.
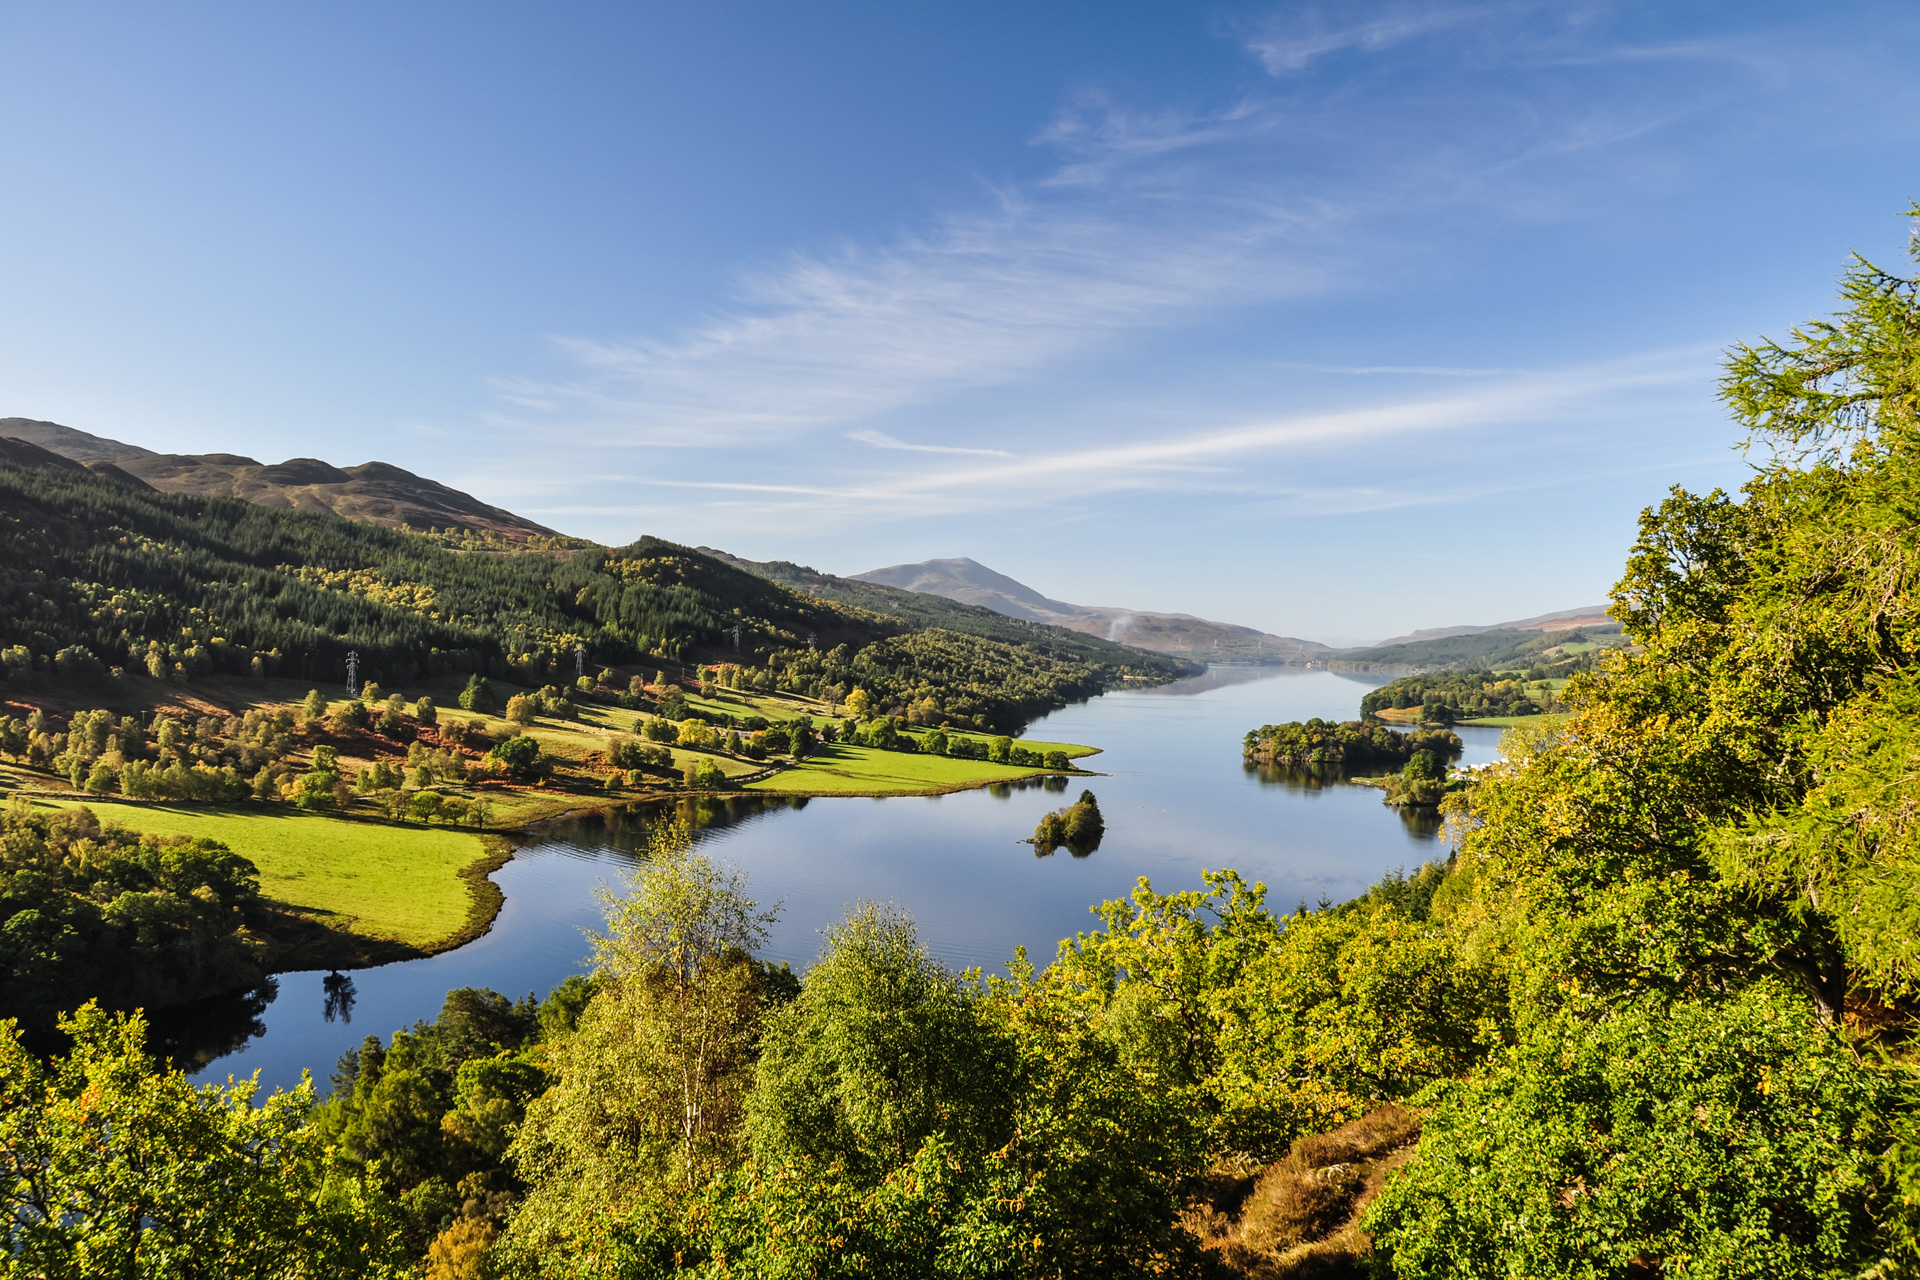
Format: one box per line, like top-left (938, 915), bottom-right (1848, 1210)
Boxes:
top-left (2, 417), bottom-right (557, 543)
top-left (852, 556), bottom-right (1327, 664)
top-left (1369, 604), bottom-right (1614, 648)
top-left (0, 459), bottom-right (1176, 729)
top-left (1330, 622), bottom-right (1628, 675)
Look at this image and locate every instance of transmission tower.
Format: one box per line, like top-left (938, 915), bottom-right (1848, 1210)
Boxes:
top-left (575, 644), bottom-right (586, 679)
top-left (345, 651), bottom-right (360, 697)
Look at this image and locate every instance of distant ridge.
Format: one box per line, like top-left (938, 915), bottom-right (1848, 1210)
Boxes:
top-left (1, 417), bottom-right (557, 542)
top-left (1369, 605), bottom-right (1614, 648)
top-left (851, 556), bottom-right (1328, 665)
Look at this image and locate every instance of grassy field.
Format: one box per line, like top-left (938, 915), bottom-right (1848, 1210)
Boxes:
top-left (29, 798), bottom-right (486, 950)
top-left (746, 741), bottom-right (1080, 795)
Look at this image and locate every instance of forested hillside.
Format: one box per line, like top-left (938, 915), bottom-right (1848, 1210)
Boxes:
top-left (0, 464), bottom-right (1181, 728)
top-left (1331, 622), bottom-right (1627, 675)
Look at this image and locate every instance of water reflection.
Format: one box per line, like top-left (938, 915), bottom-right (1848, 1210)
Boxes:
top-left (1248, 763), bottom-right (1443, 838)
top-left (149, 980), bottom-right (278, 1074)
top-left (322, 971), bottom-right (356, 1025)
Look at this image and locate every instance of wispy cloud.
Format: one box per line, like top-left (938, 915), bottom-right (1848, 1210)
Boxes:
top-left (1240, 3), bottom-right (1516, 75)
top-left (846, 429), bottom-right (1012, 458)
top-left (508, 350), bottom-right (1707, 530)
top-left (495, 174), bottom-right (1336, 447)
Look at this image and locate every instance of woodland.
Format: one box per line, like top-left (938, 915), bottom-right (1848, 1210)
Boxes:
top-left (0, 473), bottom-right (1185, 732)
top-left (4, 219), bottom-right (1920, 1278)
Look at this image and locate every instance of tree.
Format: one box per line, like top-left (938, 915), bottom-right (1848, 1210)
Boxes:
top-left (746, 903), bottom-right (1017, 1180)
top-left (0, 1002), bottom-right (406, 1276)
top-left (301, 688), bottom-right (328, 726)
top-left (458, 674), bottom-right (497, 715)
top-left (414, 695), bottom-right (438, 726)
top-left (683, 757), bottom-right (726, 789)
top-left (504, 694), bottom-right (535, 726)
top-left (502, 823), bottom-right (782, 1268)
top-left (484, 734), bottom-right (542, 780)
top-left (1033, 790), bottom-right (1104, 856)
top-left (844, 686), bottom-right (872, 719)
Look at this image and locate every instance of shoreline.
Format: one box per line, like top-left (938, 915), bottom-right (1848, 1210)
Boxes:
top-left (5, 750), bottom-right (1107, 977)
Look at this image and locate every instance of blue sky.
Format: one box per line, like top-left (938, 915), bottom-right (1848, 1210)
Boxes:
top-left (3, 3), bottom-right (1917, 644)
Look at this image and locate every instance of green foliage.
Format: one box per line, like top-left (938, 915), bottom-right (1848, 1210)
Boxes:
top-left (1032, 789), bottom-right (1103, 856)
top-left (1242, 717), bottom-right (1460, 770)
top-left (1335, 624), bottom-right (1626, 675)
top-left (1361, 668), bottom-right (1556, 720)
top-left (747, 903), bottom-right (1017, 1179)
top-left (314, 985), bottom-right (549, 1255)
top-left (682, 757), bottom-right (727, 789)
top-left (0, 1001), bottom-right (406, 1276)
top-left (501, 823), bottom-right (782, 1267)
top-left (1367, 985), bottom-right (1891, 1279)
top-left (0, 799), bottom-right (266, 1027)
top-left (483, 733), bottom-right (543, 780)
top-left (458, 674), bottom-right (497, 714)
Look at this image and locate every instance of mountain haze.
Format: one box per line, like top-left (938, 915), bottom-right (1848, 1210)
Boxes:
top-left (852, 557), bottom-right (1328, 665)
top-left (2, 417), bottom-right (557, 543)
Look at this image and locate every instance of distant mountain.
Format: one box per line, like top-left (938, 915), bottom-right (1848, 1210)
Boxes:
top-left (850, 557), bottom-right (1328, 665)
top-left (1, 417), bottom-right (557, 543)
top-left (1370, 606), bottom-right (1614, 649)
top-left (697, 549), bottom-right (1200, 678)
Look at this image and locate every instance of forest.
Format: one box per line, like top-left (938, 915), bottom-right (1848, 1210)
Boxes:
top-left (0, 468), bottom-right (1184, 728)
top-left (8, 221), bottom-right (1920, 1278)
top-left (1242, 718), bottom-right (1462, 770)
top-left (1358, 670), bottom-right (1553, 721)
top-left (1331, 624), bottom-right (1626, 677)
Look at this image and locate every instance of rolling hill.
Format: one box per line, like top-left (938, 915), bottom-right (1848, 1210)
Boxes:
top-left (1, 417), bottom-right (557, 543)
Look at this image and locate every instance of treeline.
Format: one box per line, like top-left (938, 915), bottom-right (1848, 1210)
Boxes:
top-left (0, 801), bottom-right (267, 1028)
top-left (1359, 669), bottom-right (1554, 721)
top-left (1242, 718), bottom-right (1461, 769)
top-left (1332, 624), bottom-right (1626, 677)
top-left (0, 467), bottom-right (1176, 727)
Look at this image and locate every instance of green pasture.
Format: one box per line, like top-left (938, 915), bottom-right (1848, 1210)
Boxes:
top-left (1456, 712), bottom-right (1570, 729)
top-left (746, 741), bottom-right (1070, 795)
top-left (31, 798), bottom-right (484, 950)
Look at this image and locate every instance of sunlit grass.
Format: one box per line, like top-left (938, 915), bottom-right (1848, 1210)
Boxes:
top-left (33, 798), bottom-right (484, 949)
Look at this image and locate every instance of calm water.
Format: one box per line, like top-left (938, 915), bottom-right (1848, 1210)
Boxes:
top-left (184, 668), bottom-right (1503, 1091)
